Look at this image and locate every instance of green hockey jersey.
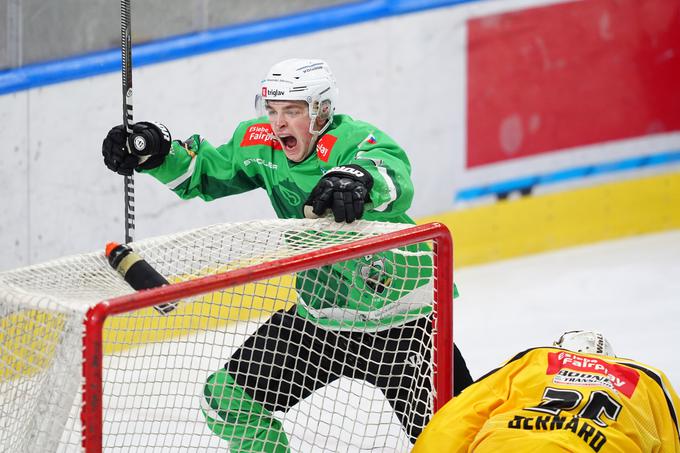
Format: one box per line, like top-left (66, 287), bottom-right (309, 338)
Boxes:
top-left (144, 114), bottom-right (445, 330)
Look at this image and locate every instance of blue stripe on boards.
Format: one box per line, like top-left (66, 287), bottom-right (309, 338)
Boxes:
top-left (455, 150), bottom-right (680, 202)
top-left (0, 0), bottom-right (478, 96)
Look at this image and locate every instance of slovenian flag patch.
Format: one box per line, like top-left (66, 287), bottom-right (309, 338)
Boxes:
top-left (359, 133), bottom-right (377, 148)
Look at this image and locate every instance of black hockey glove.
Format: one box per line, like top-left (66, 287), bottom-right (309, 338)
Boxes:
top-left (102, 122), bottom-right (171, 176)
top-left (304, 165), bottom-right (373, 223)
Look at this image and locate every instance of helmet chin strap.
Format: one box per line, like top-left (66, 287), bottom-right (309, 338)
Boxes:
top-left (304, 116), bottom-right (331, 159)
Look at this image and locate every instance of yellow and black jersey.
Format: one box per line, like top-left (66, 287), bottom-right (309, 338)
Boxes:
top-left (413, 347), bottom-right (680, 452)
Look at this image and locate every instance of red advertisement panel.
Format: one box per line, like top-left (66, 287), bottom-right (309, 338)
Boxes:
top-left (467, 0), bottom-right (680, 168)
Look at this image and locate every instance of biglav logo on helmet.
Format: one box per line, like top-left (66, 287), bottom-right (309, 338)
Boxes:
top-left (262, 86), bottom-right (285, 97)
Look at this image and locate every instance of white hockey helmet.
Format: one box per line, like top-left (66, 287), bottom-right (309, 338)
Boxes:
top-left (256, 58), bottom-right (339, 136)
top-left (553, 330), bottom-right (615, 357)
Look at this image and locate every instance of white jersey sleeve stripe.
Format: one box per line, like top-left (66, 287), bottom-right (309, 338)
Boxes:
top-left (166, 156), bottom-right (198, 190)
top-left (373, 164), bottom-right (398, 212)
top-left (355, 150), bottom-right (398, 212)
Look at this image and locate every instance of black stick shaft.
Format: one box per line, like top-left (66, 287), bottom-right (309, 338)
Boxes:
top-left (121, 0), bottom-right (135, 243)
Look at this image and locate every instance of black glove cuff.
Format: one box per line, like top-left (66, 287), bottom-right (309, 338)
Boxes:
top-left (323, 164), bottom-right (373, 191)
top-left (136, 154), bottom-right (167, 171)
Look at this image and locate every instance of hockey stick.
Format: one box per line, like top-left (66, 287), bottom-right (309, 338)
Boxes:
top-left (121, 0), bottom-right (135, 243)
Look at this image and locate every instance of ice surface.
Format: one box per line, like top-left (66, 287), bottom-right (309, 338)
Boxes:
top-left (454, 229), bottom-right (680, 390)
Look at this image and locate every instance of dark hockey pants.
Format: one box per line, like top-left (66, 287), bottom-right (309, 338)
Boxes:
top-left (222, 304), bottom-right (472, 443)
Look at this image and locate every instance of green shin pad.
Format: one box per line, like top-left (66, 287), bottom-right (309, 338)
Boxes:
top-left (202, 369), bottom-right (290, 453)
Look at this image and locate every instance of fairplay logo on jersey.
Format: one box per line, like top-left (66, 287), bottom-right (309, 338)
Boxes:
top-left (316, 134), bottom-right (338, 162)
top-left (241, 123), bottom-right (282, 150)
top-left (547, 352), bottom-right (640, 397)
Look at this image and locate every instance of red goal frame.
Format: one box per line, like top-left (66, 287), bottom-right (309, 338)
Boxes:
top-left (81, 222), bottom-right (454, 451)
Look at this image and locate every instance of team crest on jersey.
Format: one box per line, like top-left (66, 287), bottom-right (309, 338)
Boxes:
top-left (547, 352), bottom-right (640, 397)
top-left (316, 134), bottom-right (338, 162)
top-left (357, 256), bottom-right (392, 294)
top-left (240, 123), bottom-right (282, 150)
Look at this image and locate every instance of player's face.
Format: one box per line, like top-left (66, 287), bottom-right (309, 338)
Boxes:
top-left (266, 100), bottom-right (314, 162)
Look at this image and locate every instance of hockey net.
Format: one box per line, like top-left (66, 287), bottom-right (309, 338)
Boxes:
top-left (0, 218), bottom-right (453, 452)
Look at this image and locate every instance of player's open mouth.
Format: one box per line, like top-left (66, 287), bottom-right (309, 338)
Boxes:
top-left (280, 135), bottom-right (298, 151)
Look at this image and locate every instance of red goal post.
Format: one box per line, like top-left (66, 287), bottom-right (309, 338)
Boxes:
top-left (82, 221), bottom-right (454, 451)
top-left (0, 219), bottom-right (454, 452)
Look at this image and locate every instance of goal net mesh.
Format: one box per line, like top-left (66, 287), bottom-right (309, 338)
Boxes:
top-left (0, 218), bottom-right (447, 452)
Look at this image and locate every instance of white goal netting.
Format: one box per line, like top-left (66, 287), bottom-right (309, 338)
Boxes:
top-left (0, 218), bottom-right (449, 452)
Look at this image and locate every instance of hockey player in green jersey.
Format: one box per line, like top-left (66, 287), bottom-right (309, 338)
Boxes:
top-left (102, 58), bottom-right (473, 452)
